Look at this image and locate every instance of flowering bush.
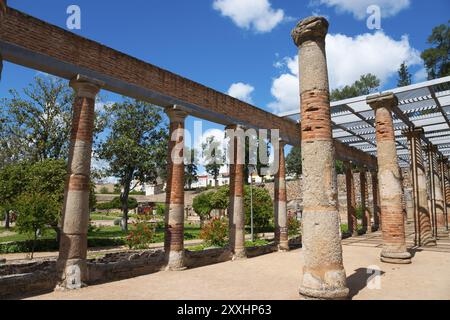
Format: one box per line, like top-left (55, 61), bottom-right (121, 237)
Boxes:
top-left (288, 214), bottom-right (301, 237)
top-left (200, 217), bottom-right (228, 248)
top-left (125, 214), bottom-right (154, 250)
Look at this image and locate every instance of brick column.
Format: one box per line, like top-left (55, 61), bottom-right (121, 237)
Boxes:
top-left (371, 171), bottom-right (380, 231)
top-left (404, 128), bottom-right (435, 247)
top-left (446, 163), bottom-right (450, 227)
top-left (360, 168), bottom-right (372, 234)
top-left (227, 125), bottom-right (246, 260)
top-left (292, 16), bottom-right (349, 300)
top-left (57, 75), bottom-right (101, 289)
top-left (0, 0), bottom-right (7, 81)
top-left (274, 140), bottom-right (289, 251)
top-left (427, 146), bottom-right (448, 238)
top-left (164, 107), bottom-right (188, 270)
top-left (367, 93), bottom-right (411, 264)
top-left (344, 162), bottom-right (358, 236)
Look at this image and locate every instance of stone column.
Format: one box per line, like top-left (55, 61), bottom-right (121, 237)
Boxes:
top-left (57, 75), bottom-right (101, 289)
top-left (439, 156), bottom-right (449, 232)
top-left (371, 171), bottom-right (380, 231)
top-left (164, 107), bottom-right (188, 271)
top-left (404, 128), bottom-right (435, 247)
top-left (367, 93), bottom-right (411, 264)
top-left (426, 145), bottom-right (438, 238)
top-left (446, 163), bottom-right (450, 226)
top-left (274, 140), bottom-right (289, 251)
top-left (0, 0), bottom-right (7, 81)
top-left (428, 146), bottom-right (448, 238)
top-left (292, 16), bottom-right (349, 299)
top-left (344, 162), bottom-right (358, 236)
top-left (227, 125), bottom-right (246, 260)
top-left (360, 168), bottom-right (371, 234)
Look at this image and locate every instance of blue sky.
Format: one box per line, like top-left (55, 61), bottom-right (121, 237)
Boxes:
top-left (2, 0), bottom-right (449, 174)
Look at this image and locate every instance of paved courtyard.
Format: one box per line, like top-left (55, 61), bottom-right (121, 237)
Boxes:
top-left (28, 229), bottom-right (450, 300)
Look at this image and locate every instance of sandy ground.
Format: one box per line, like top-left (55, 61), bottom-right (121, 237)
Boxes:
top-left (27, 230), bottom-right (450, 300)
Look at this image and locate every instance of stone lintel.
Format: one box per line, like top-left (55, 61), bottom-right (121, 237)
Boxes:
top-left (291, 16), bottom-right (329, 47)
top-left (367, 92), bottom-right (398, 110)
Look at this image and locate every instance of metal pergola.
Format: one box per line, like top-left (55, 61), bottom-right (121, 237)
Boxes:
top-left (279, 76), bottom-right (450, 167)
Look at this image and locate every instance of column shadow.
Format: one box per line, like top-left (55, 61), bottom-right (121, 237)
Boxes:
top-left (347, 268), bottom-right (386, 299)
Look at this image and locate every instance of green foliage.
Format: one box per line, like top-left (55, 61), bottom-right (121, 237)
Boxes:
top-left (192, 192), bottom-right (215, 222)
top-left (202, 136), bottom-right (225, 187)
top-left (335, 160), bottom-right (345, 175)
top-left (210, 185), bottom-right (230, 210)
top-left (330, 74), bottom-right (380, 101)
top-left (421, 21), bottom-right (450, 79)
top-left (355, 205), bottom-right (364, 220)
top-left (200, 217), bottom-right (228, 247)
top-left (286, 147), bottom-right (302, 178)
top-left (243, 185), bottom-right (273, 230)
top-left (96, 197), bottom-right (138, 211)
top-left (397, 62), bottom-right (412, 87)
top-left (185, 148), bottom-right (199, 189)
top-left (97, 98), bottom-right (168, 231)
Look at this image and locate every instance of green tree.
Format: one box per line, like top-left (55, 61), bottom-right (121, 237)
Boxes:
top-left (244, 185), bottom-right (273, 230)
top-left (397, 62), bottom-right (412, 87)
top-left (285, 147), bottom-right (302, 178)
top-left (421, 21), bottom-right (450, 80)
top-left (202, 136), bottom-right (225, 187)
top-left (192, 191), bottom-right (215, 226)
top-left (97, 98), bottom-right (168, 231)
top-left (184, 148), bottom-right (198, 190)
top-left (331, 74), bottom-right (380, 101)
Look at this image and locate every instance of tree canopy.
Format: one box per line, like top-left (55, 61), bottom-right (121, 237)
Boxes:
top-left (421, 21), bottom-right (450, 80)
top-left (330, 74), bottom-right (380, 101)
top-left (397, 62), bottom-right (412, 87)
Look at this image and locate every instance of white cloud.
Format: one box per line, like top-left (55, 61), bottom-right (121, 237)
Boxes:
top-left (213, 0), bottom-right (285, 33)
top-left (269, 31), bottom-right (422, 113)
top-left (314, 0), bottom-right (410, 20)
top-left (227, 82), bottom-right (255, 103)
top-left (413, 67), bottom-right (428, 83)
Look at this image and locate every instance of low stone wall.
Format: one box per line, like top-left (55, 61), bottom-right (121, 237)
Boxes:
top-left (0, 239), bottom-right (303, 299)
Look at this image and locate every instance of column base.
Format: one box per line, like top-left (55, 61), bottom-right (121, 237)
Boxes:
top-left (299, 270), bottom-right (349, 300)
top-left (437, 228), bottom-right (449, 239)
top-left (278, 241), bottom-right (290, 252)
top-left (232, 248), bottom-right (247, 261)
top-left (165, 250), bottom-right (187, 271)
top-left (55, 258), bottom-right (88, 291)
top-left (421, 238), bottom-right (437, 247)
top-left (381, 250), bottom-right (412, 264)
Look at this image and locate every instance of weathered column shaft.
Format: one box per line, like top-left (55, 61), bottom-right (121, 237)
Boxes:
top-left (227, 125), bottom-right (246, 260)
top-left (429, 147), bottom-right (448, 238)
top-left (57, 76), bottom-right (101, 289)
top-left (274, 140), bottom-right (289, 251)
top-left (439, 157), bottom-right (449, 232)
top-left (368, 93), bottom-right (411, 264)
top-left (292, 16), bottom-right (349, 300)
top-left (371, 171), bottom-right (380, 230)
top-left (164, 107), bottom-right (188, 270)
top-left (344, 162), bottom-right (358, 236)
top-left (360, 169), bottom-right (371, 233)
top-left (404, 128), bottom-right (435, 247)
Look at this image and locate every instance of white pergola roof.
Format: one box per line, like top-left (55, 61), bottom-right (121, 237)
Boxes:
top-left (279, 76), bottom-right (450, 167)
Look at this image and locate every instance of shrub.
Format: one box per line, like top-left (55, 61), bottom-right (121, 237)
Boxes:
top-left (288, 214), bottom-right (301, 237)
top-left (192, 192), bottom-right (214, 224)
top-left (355, 205), bottom-right (364, 220)
top-left (114, 218), bottom-right (121, 226)
top-left (200, 217), bottom-right (228, 248)
top-left (155, 203), bottom-right (166, 217)
top-left (97, 197), bottom-right (138, 211)
top-left (125, 215), bottom-right (154, 250)
top-left (244, 186), bottom-right (273, 230)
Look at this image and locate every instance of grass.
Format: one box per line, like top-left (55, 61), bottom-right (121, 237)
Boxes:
top-left (90, 214), bottom-right (118, 221)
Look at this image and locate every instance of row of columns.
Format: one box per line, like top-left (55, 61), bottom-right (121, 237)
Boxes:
top-left (55, 78), bottom-right (291, 288)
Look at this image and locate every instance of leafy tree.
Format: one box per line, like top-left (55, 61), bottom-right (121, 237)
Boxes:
top-left (397, 62), bottom-right (412, 87)
top-left (192, 191), bottom-right (215, 226)
top-left (97, 98), bottom-right (168, 231)
top-left (15, 191), bottom-right (60, 259)
top-left (331, 74), bottom-right (380, 101)
top-left (286, 147), bottom-right (302, 178)
top-left (184, 148), bottom-right (198, 189)
top-left (202, 136), bottom-right (225, 187)
top-left (244, 136), bottom-right (271, 185)
top-left (421, 21), bottom-right (450, 79)
top-left (244, 185), bottom-right (273, 230)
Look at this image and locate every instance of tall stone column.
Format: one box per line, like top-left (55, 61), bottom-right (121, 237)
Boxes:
top-left (292, 16), bottom-right (349, 299)
top-left (57, 75), bottom-right (101, 289)
top-left (367, 93), bottom-right (411, 264)
top-left (0, 0), bottom-right (7, 81)
top-left (404, 128), bottom-right (435, 247)
top-left (428, 146), bottom-right (448, 238)
top-left (371, 171), bottom-right (380, 231)
top-left (274, 140), bottom-right (289, 251)
top-left (439, 156), bottom-right (449, 232)
top-left (360, 168), bottom-right (371, 234)
top-left (164, 107), bottom-right (188, 271)
top-left (446, 163), bottom-right (450, 226)
top-left (227, 125), bottom-right (246, 260)
top-left (344, 162), bottom-right (358, 236)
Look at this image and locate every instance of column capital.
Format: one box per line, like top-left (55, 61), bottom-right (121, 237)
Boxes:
top-left (426, 143), bottom-right (438, 154)
top-left (69, 75), bottom-right (102, 99)
top-left (402, 127), bottom-right (424, 138)
top-left (367, 92), bottom-right (398, 111)
top-left (291, 16), bottom-right (329, 47)
top-left (165, 105), bottom-right (188, 122)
